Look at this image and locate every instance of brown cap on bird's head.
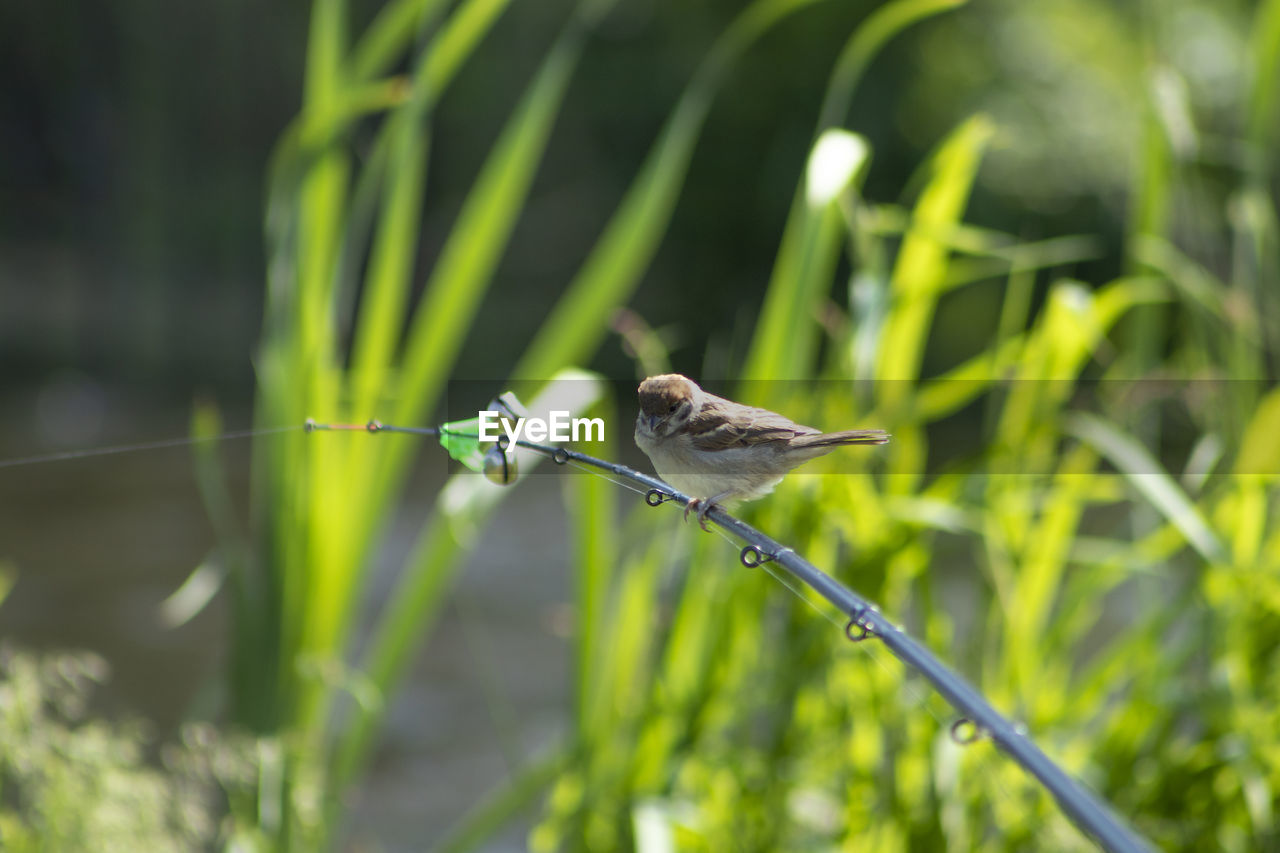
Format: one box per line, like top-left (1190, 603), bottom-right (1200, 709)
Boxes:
top-left (637, 374), bottom-right (698, 416)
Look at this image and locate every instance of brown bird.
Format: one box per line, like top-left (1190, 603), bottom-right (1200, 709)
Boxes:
top-left (634, 374), bottom-right (889, 529)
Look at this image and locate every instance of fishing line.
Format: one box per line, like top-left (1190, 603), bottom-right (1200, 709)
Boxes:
top-left (358, 418), bottom-right (1019, 812)
top-left (699, 517), bottom-right (987, 788)
top-left (0, 424), bottom-right (302, 470)
top-left (565, 458), bottom-right (650, 497)
top-left (703, 521), bottom-right (960, 732)
top-left (20, 413), bottom-right (1137, 847)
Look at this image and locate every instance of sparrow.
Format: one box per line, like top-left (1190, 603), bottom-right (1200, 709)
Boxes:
top-left (635, 374), bottom-right (889, 529)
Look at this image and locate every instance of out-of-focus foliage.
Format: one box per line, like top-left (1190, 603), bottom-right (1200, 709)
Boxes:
top-left (0, 648), bottom-right (260, 852)
top-left (240, 0), bottom-right (1280, 848)
top-left (4, 0), bottom-right (1270, 390)
top-left (513, 0), bottom-right (1280, 851)
top-left (903, 0), bottom-right (1262, 213)
top-left (233, 0), bottom-right (855, 849)
top-left (8, 0), bottom-right (1277, 849)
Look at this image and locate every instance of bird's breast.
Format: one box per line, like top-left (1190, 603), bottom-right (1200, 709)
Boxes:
top-left (635, 432), bottom-right (786, 501)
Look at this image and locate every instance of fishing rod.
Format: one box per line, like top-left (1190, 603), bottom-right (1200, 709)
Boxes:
top-left (0, 407), bottom-right (1152, 851)
top-left (306, 413), bottom-right (1152, 853)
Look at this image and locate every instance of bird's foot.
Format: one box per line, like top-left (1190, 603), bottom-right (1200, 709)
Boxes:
top-left (682, 496), bottom-right (722, 532)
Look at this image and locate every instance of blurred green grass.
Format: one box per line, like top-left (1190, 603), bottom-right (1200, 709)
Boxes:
top-left (240, 0), bottom-right (863, 848)
top-left (232, 0), bottom-right (1280, 849)
top-left (520, 2), bottom-right (1280, 852)
top-left (1, 0), bottom-right (1277, 850)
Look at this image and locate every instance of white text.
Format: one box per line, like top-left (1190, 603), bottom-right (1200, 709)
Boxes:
top-left (477, 410), bottom-right (605, 444)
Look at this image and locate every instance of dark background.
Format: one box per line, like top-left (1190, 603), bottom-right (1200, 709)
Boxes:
top-left (5, 0), bottom-right (1234, 412)
top-left (0, 0), bottom-right (1263, 718)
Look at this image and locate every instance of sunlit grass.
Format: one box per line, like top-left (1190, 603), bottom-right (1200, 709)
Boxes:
top-left (226, 0), bottom-right (1280, 849)
top-left (238, 0), bottom-right (846, 848)
top-left (520, 3), bottom-right (1280, 853)
top-left (1, 0), bottom-right (1274, 849)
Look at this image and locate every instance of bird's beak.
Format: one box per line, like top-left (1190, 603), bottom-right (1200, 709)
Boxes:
top-left (644, 414), bottom-right (659, 433)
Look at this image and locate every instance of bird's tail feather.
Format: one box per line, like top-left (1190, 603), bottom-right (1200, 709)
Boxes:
top-left (791, 429), bottom-right (890, 448)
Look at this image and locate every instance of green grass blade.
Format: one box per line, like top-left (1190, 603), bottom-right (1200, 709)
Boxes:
top-left (348, 0), bottom-right (450, 83)
top-left (740, 0), bottom-right (964, 385)
top-left (742, 130), bottom-right (870, 381)
top-left (304, 0), bottom-right (346, 116)
top-left (1067, 412), bottom-right (1228, 564)
top-left (419, 0), bottom-right (515, 97)
top-left (817, 0), bottom-right (966, 130)
top-left (741, 131), bottom-right (871, 383)
top-left (328, 22), bottom-right (592, 590)
top-left (349, 125), bottom-right (430, 422)
top-left (257, 0), bottom-right (354, 743)
top-left (1235, 387), bottom-right (1280, 477)
top-left (337, 0), bottom-right (541, 617)
top-left (391, 25), bottom-right (585, 429)
top-left (1002, 443), bottom-right (1097, 705)
top-left (346, 0), bottom-right (519, 408)
top-left (432, 743), bottom-right (574, 853)
top-left (1118, 71), bottom-right (1177, 386)
top-left (514, 0), bottom-right (831, 382)
top-left (332, 373), bottom-right (606, 789)
top-left (566, 404), bottom-right (617, 730)
top-left (1248, 0), bottom-right (1280, 157)
top-left (876, 115), bottom-right (994, 388)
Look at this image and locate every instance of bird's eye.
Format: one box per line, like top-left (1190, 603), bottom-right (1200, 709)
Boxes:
top-left (668, 402), bottom-right (679, 413)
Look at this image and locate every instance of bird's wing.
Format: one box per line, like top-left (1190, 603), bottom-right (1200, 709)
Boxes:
top-left (686, 397), bottom-right (814, 451)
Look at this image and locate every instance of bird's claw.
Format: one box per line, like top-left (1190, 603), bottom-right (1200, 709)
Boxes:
top-left (683, 498), bottom-right (715, 531)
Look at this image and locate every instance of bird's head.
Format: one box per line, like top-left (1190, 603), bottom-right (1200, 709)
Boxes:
top-left (636, 374), bottom-right (701, 438)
